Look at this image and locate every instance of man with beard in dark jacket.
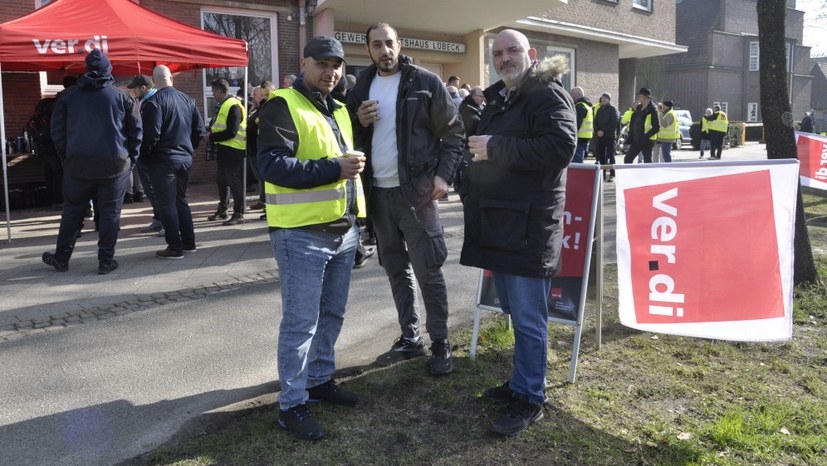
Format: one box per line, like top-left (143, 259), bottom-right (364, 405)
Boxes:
top-left (463, 29), bottom-right (576, 436)
top-left (623, 87), bottom-right (659, 163)
top-left (42, 49), bottom-right (142, 275)
top-left (346, 23), bottom-right (464, 376)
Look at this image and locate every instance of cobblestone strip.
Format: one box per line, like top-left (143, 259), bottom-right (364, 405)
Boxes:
top-left (0, 270), bottom-right (279, 343)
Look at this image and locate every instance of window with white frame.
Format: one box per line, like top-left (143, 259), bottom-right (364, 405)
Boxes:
top-left (749, 41), bottom-right (759, 71)
top-left (747, 103), bottom-right (758, 122)
top-left (713, 101), bottom-right (720, 110)
top-left (633, 0), bottom-right (653, 12)
top-left (546, 46), bottom-right (575, 90)
top-left (748, 41), bottom-right (792, 72)
top-left (202, 8), bottom-right (278, 119)
top-left (484, 39), bottom-right (576, 90)
top-left (721, 102), bottom-right (728, 114)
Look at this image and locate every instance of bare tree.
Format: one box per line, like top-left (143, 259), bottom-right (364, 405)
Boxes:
top-left (757, 0), bottom-right (819, 284)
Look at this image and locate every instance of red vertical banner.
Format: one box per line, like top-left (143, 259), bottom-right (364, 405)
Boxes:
top-left (615, 160), bottom-right (797, 341)
top-left (796, 132), bottom-right (827, 190)
top-left (477, 165), bottom-right (600, 323)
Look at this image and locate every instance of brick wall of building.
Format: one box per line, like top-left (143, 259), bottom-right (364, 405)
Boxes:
top-left (539, 0), bottom-right (676, 44)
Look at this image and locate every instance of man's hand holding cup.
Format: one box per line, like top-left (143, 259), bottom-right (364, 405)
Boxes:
top-left (340, 150), bottom-right (366, 180)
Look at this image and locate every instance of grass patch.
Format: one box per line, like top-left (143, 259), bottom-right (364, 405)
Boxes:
top-left (131, 191), bottom-right (827, 466)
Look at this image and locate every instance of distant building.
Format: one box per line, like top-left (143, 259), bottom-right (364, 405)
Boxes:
top-left (658, 0), bottom-right (812, 123)
top-left (810, 58), bottom-right (827, 133)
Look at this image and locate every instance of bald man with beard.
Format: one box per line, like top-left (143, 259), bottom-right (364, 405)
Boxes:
top-left (463, 29), bottom-right (576, 436)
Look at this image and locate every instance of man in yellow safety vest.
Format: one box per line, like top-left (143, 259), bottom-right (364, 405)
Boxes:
top-left (704, 104), bottom-right (728, 159)
top-left (256, 36), bottom-right (367, 441)
top-left (207, 78), bottom-right (247, 225)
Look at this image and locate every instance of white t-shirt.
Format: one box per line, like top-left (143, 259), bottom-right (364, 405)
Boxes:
top-left (369, 72), bottom-right (401, 188)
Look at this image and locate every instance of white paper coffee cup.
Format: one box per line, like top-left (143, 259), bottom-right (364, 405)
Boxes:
top-left (345, 150), bottom-right (364, 158)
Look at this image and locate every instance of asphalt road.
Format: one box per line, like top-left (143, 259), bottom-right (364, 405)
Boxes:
top-left (0, 202), bottom-right (480, 466)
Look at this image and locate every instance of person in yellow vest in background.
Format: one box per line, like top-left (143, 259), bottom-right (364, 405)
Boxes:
top-left (699, 107), bottom-right (712, 159)
top-left (704, 104), bottom-right (728, 160)
top-left (656, 100), bottom-right (679, 163)
top-left (207, 78), bottom-right (247, 225)
top-left (256, 36), bottom-right (366, 441)
top-left (570, 86), bottom-right (593, 163)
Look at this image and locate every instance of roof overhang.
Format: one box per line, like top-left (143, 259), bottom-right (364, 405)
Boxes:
top-left (514, 16), bottom-right (687, 59)
top-left (314, 0), bottom-right (565, 35)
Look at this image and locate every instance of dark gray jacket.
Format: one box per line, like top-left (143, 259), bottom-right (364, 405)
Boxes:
top-left (346, 55), bottom-right (464, 211)
top-left (459, 57), bottom-right (577, 278)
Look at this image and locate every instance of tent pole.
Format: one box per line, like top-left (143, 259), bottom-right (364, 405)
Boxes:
top-left (0, 62), bottom-right (12, 243)
top-left (242, 66), bottom-right (248, 213)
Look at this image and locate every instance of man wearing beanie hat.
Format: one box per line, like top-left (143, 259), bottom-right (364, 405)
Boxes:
top-left (623, 87), bottom-right (659, 163)
top-left (656, 99), bottom-right (678, 162)
top-left (594, 92), bottom-right (619, 180)
top-left (43, 49), bottom-right (142, 275)
top-left (257, 36), bottom-right (366, 440)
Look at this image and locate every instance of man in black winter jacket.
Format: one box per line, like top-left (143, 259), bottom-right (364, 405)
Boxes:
top-left (346, 23), bottom-right (464, 376)
top-left (463, 29), bottom-right (576, 436)
top-left (623, 87), bottom-right (659, 163)
top-left (594, 93), bottom-right (619, 180)
top-left (42, 49), bottom-right (142, 275)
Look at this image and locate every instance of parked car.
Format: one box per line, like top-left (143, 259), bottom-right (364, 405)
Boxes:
top-left (673, 109), bottom-right (692, 150)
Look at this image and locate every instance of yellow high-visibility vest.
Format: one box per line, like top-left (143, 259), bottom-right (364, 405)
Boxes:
top-left (621, 108), bottom-right (633, 126)
top-left (264, 89), bottom-right (366, 229)
top-left (211, 97), bottom-right (247, 150)
top-left (709, 111), bottom-right (729, 133)
top-left (657, 109), bottom-right (680, 141)
top-left (577, 101), bottom-right (594, 139)
top-left (643, 113), bottom-right (657, 141)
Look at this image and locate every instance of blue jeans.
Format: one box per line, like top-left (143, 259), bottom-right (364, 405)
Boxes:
top-left (148, 155), bottom-right (195, 251)
top-left (660, 141), bottom-right (672, 162)
top-left (699, 139), bottom-right (709, 157)
top-left (572, 140), bottom-right (589, 163)
top-left (271, 225), bottom-right (359, 409)
top-left (135, 158), bottom-right (160, 220)
top-left (492, 272), bottom-right (552, 406)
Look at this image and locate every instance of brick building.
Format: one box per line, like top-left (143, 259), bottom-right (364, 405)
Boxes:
top-left (656, 0), bottom-right (813, 123)
top-left (2, 0), bottom-right (683, 197)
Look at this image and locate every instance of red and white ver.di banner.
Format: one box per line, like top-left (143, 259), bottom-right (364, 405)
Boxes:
top-left (614, 160), bottom-right (798, 341)
top-left (795, 131), bottom-right (827, 191)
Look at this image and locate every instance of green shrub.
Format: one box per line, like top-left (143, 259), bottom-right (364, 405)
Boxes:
top-left (727, 121), bottom-right (744, 147)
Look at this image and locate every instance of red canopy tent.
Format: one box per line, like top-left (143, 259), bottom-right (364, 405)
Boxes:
top-left (0, 0), bottom-right (249, 241)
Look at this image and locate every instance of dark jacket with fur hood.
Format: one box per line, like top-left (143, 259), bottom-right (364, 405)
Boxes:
top-left (459, 57), bottom-right (577, 277)
top-left (346, 55), bottom-right (464, 211)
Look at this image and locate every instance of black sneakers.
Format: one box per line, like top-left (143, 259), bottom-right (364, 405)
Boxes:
top-left (183, 244), bottom-right (197, 253)
top-left (278, 404), bottom-right (324, 440)
top-left (222, 213), bottom-right (245, 225)
top-left (429, 339), bottom-right (454, 375)
top-left (484, 380), bottom-right (513, 403)
top-left (307, 379), bottom-right (358, 407)
top-left (492, 393), bottom-right (544, 436)
top-left (155, 247), bottom-right (184, 260)
top-left (207, 209), bottom-right (228, 221)
top-left (41, 252), bottom-right (68, 272)
top-left (376, 336), bottom-right (427, 366)
top-left (98, 260), bottom-right (119, 275)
